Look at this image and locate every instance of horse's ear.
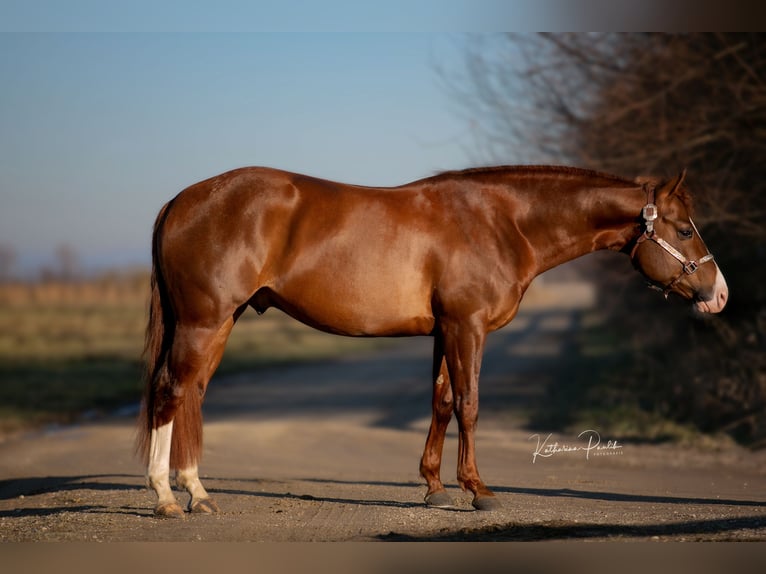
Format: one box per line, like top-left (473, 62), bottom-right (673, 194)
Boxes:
top-left (668, 169), bottom-right (687, 197)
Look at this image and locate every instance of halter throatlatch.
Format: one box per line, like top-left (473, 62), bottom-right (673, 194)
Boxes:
top-left (630, 184), bottom-right (715, 298)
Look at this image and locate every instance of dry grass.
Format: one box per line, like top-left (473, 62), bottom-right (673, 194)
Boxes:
top-left (0, 272), bottom-right (722, 446)
top-left (0, 272), bottom-right (390, 437)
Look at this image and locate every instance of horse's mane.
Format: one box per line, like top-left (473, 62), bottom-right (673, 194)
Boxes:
top-left (431, 165), bottom-right (694, 209)
top-left (430, 164), bottom-right (634, 185)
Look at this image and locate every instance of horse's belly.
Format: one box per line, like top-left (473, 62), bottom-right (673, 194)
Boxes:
top-left (271, 267), bottom-right (436, 337)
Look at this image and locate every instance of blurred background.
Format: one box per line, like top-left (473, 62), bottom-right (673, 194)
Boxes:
top-left (452, 34), bottom-right (766, 446)
top-left (1, 33), bottom-right (763, 447)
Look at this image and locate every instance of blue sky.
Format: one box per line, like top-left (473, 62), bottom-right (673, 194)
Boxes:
top-left (0, 2), bottom-right (706, 274)
top-left (0, 33), bottom-right (479, 272)
top-left (0, 1), bottom-right (563, 33)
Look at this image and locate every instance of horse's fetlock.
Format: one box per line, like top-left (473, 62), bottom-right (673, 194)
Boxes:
top-left (147, 473), bottom-right (168, 491)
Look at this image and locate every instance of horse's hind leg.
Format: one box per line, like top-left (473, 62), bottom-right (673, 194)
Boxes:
top-left (176, 465), bottom-right (219, 514)
top-left (147, 418), bottom-right (179, 517)
top-left (148, 317), bottom-right (234, 517)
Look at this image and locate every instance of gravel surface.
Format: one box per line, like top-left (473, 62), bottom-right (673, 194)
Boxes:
top-left (1, 284), bottom-right (764, 542)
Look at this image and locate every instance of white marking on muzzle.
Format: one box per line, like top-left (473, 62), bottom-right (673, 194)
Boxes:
top-left (696, 265), bottom-right (729, 314)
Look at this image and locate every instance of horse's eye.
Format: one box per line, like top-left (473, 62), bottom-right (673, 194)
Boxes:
top-left (678, 228), bottom-right (694, 240)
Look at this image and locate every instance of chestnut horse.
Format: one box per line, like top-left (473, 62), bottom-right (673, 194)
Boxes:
top-left (137, 165), bottom-right (728, 517)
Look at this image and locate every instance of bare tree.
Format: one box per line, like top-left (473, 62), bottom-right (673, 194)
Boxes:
top-left (0, 243), bottom-right (16, 283)
top-left (453, 33), bottom-right (766, 444)
top-left (54, 243), bottom-right (81, 282)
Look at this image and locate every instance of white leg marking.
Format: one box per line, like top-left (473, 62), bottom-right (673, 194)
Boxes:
top-left (177, 465), bottom-right (219, 513)
top-left (147, 421), bottom-right (177, 508)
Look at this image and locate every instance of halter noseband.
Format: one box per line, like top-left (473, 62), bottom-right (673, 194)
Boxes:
top-left (630, 184), bottom-right (715, 298)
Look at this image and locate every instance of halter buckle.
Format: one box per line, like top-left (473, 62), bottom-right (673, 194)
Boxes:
top-left (642, 203), bottom-right (658, 234)
top-left (683, 260), bottom-right (698, 275)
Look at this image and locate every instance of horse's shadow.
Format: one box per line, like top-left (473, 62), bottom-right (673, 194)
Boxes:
top-left (4, 473), bottom-right (764, 509)
top-left (2, 474), bottom-right (764, 541)
top-left (0, 474), bottom-right (150, 518)
top-left (0, 474), bottom-right (138, 496)
top-left (378, 514), bottom-right (766, 541)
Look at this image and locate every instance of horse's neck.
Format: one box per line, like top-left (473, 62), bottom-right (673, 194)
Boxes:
top-left (511, 178), bottom-right (646, 275)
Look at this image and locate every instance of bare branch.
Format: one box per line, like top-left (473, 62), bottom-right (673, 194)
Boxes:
top-left (449, 33), bottom-right (766, 444)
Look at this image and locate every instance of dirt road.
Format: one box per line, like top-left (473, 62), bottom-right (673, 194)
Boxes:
top-left (1, 281), bottom-right (764, 541)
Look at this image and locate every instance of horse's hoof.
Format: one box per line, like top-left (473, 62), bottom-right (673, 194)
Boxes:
top-left (472, 494), bottom-right (502, 511)
top-left (425, 490), bottom-right (456, 509)
top-left (155, 502), bottom-right (185, 518)
top-left (189, 498), bottom-right (220, 514)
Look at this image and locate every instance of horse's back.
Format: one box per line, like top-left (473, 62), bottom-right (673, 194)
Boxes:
top-left (263, 171), bottom-right (448, 335)
top-left (159, 167), bottom-right (449, 335)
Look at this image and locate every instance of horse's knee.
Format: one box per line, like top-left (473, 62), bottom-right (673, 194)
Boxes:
top-left (152, 382), bottom-right (184, 426)
top-left (453, 394), bottom-right (478, 422)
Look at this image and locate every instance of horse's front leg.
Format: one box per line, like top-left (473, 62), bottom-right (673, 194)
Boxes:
top-left (419, 334), bottom-right (455, 508)
top-left (443, 320), bottom-right (501, 511)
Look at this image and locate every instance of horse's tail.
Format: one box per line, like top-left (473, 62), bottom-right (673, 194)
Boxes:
top-left (135, 202), bottom-right (175, 465)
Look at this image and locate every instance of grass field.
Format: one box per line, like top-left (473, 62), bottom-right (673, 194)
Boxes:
top-left (0, 274), bottom-right (391, 438)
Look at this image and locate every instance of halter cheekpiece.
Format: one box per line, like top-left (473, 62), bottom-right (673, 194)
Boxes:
top-left (630, 184), bottom-right (715, 298)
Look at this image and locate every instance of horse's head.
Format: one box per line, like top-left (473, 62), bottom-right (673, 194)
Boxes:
top-left (630, 171), bottom-right (728, 313)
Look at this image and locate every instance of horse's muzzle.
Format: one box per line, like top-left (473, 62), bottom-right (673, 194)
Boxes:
top-left (694, 267), bottom-right (729, 314)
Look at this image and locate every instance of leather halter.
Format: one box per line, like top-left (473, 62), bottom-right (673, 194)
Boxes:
top-left (630, 184), bottom-right (715, 298)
